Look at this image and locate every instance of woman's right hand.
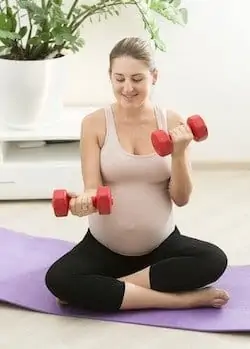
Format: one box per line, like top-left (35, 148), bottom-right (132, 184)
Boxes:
top-left (68, 191), bottom-right (98, 217)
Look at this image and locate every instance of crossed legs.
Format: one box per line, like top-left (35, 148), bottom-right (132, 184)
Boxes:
top-left (45, 227), bottom-right (229, 312)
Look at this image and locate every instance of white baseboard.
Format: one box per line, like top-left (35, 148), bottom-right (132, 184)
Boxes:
top-left (191, 161), bottom-right (250, 171)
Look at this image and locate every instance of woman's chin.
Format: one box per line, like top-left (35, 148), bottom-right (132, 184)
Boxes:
top-left (119, 96), bottom-right (143, 108)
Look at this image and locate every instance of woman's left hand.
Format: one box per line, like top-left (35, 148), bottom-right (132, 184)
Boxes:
top-left (169, 123), bottom-right (193, 157)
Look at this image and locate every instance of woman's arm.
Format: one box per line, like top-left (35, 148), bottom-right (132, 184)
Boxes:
top-left (68, 109), bottom-right (105, 217)
top-left (166, 110), bottom-right (193, 207)
top-left (80, 109), bottom-right (105, 195)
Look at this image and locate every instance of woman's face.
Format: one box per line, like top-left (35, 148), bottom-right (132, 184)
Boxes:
top-left (110, 55), bottom-right (157, 109)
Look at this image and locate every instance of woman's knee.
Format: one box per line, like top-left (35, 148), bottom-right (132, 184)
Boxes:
top-left (149, 243), bottom-right (228, 292)
top-left (45, 263), bottom-right (125, 312)
top-left (204, 244), bottom-right (228, 282)
top-left (45, 262), bottom-right (66, 298)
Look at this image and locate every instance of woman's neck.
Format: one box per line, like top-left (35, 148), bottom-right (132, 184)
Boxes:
top-left (113, 101), bottom-right (154, 121)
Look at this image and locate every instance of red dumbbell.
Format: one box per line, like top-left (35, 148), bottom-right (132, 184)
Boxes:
top-left (151, 114), bottom-right (208, 157)
top-left (52, 186), bottom-right (113, 217)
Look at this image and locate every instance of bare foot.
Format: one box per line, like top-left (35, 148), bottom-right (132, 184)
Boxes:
top-left (56, 288), bottom-right (229, 310)
top-left (182, 287), bottom-right (230, 308)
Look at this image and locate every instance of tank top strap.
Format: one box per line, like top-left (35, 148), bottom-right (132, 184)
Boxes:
top-left (154, 105), bottom-right (168, 131)
top-left (104, 103), bottom-right (168, 139)
top-left (103, 104), bottom-right (118, 143)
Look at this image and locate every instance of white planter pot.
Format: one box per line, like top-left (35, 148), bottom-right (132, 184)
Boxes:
top-left (0, 55), bottom-right (67, 130)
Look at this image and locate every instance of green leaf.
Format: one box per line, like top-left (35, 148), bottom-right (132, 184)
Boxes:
top-left (0, 0), bottom-right (189, 59)
top-left (179, 8), bottom-right (188, 24)
top-left (6, 7), bottom-right (17, 32)
top-left (80, 5), bottom-right (91, 10)
top-left (40, 32), bottom-right (50, 42)
top-left (171, 0), bottom-right (181, 7)
top-left (19, 26), bottom-right (28, 38)
top-left (54, 0), bottom-right (63, 5)
top-left (0, 46), bottom-right (7, 53)
top-left (0, 29), bottom-right (20, 40)
top-left (28, 36), bottom-right (42, 45)
top-left (0, 13), bottom-right (13, 31)
top-left (55, 35), bottom-right (64, 45)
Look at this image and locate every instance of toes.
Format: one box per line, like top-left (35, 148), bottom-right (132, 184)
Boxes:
top-left (213, 293), bottom-right (229, 307)
top-left (213, 299), bottom-right (226, 307)
top-left (224, 291), bottom-right (230, 300)
top-left (220, 291), bottom-right (230, 301)
top-left (211, 289), bottom-right (230, 307)
top-left (215, 289), bottom-right (230, 300)
top-left (213, 302), bottom-right (224, 308)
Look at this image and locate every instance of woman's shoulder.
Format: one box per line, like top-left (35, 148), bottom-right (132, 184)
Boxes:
top-left (81, 107), bottom-right (107, 133)
top-left (81, 107), bottom-right (108, 146)
top-left (82, 107), bottom-right (106, 124)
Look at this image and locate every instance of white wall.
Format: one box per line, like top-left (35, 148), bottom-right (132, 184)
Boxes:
top-left (63, 0), bottom-right (250, 163)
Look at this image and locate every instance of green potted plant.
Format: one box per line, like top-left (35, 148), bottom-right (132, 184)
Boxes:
top-left (0, 0), bottom-right (188, 130)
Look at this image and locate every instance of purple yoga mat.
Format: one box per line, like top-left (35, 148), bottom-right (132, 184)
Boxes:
top-left (0, 226), bottom-right (249, 332)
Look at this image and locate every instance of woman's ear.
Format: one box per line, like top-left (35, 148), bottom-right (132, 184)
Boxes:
top-left (152, 68), bottom-right (158, 85)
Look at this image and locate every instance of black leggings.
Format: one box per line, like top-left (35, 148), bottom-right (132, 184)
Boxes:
top-left (45, 226), bottom-right (228, 312)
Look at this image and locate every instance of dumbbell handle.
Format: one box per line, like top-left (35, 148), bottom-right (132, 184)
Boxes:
top-left (52, 186), bottom-right (113, 217)
top-left (151, 114), bottom-right (208, 157)
top-left (69, 194), bottom-right (98, 208)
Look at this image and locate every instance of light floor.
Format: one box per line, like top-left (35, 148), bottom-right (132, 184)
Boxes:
top-left (0, 170), bottom-right (250, 348)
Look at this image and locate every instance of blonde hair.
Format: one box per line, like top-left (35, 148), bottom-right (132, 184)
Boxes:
top-left (109, 37), bottom-right (156, 73)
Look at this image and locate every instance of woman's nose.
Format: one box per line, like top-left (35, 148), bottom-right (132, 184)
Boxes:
top-left (123, 80), bottom-right (134, 93)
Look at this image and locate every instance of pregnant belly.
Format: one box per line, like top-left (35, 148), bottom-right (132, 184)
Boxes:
top-left (89, 183), bottom-right (175, 255)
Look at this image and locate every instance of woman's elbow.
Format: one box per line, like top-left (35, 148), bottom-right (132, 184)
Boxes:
top-left (170, 189), bottom-right (192, 207)
top-left (172, 197), bottom-right (190, 207)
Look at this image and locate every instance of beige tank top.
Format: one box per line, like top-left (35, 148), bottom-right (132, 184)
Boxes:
top-left (88, 104), bottom-right (175, 256)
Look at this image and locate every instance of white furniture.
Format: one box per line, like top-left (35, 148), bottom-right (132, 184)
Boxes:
top-left (0, 106), bottom-right (98, 200)
top-left (0, 56), bottom-right (67, 131)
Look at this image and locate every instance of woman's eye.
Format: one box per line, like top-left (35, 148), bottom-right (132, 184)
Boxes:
top-left (116, 79), bottom-right (143, 83)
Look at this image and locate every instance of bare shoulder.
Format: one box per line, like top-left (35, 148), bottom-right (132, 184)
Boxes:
top-left (81, 108), bottom-right (105, 134)
top-left (81, 108), bottom-right (106, 146)
top-left (166, 109), bottom-right (185, 132)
